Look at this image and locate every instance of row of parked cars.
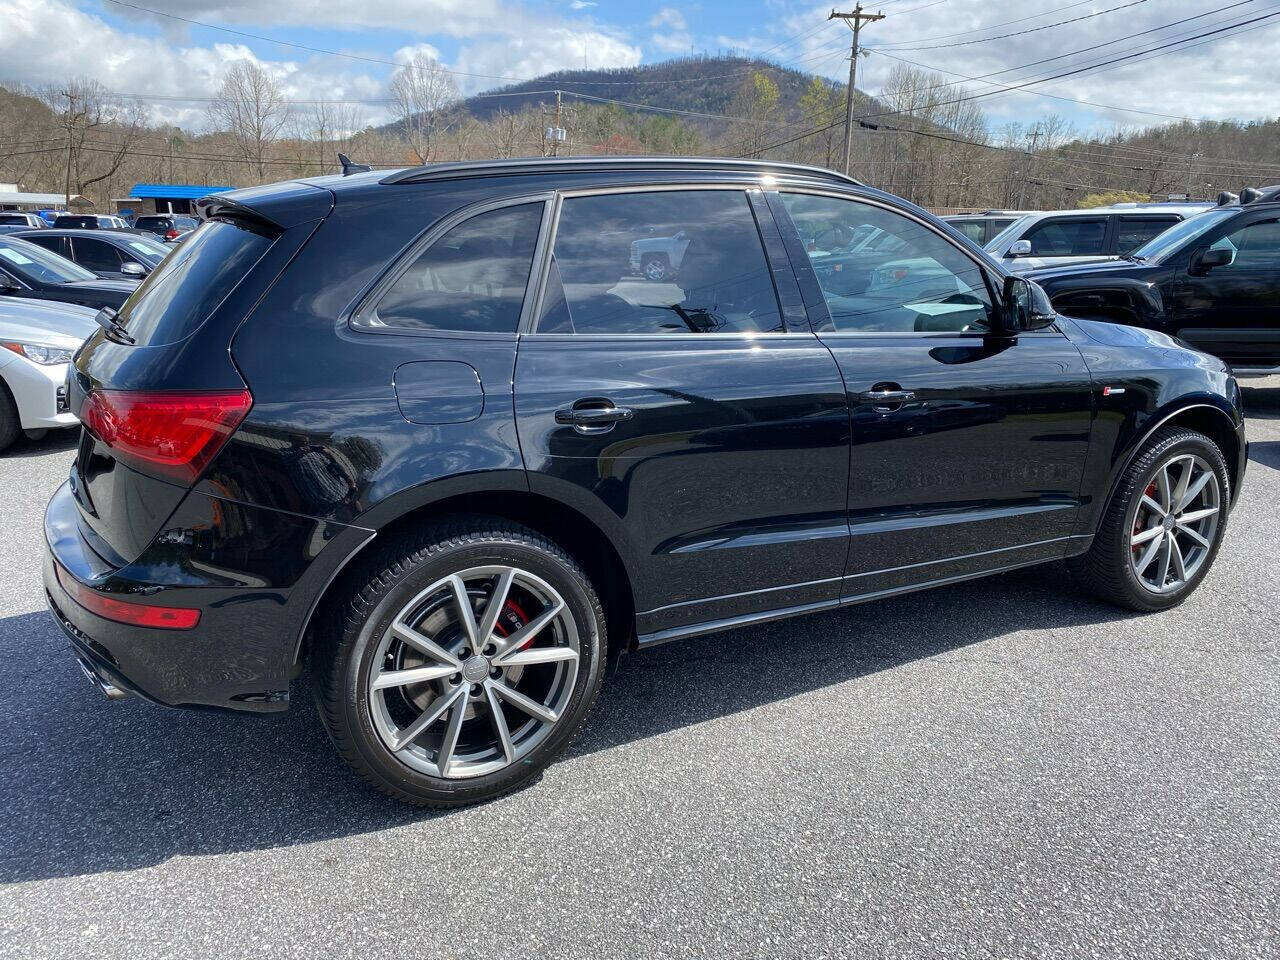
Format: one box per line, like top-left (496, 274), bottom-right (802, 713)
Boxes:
top-left (942, 189), bottom-right (1280, 372)
top-left (0, 210), bottom-right (199, 240)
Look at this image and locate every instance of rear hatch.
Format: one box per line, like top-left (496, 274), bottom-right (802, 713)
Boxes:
top-left (66, 182), bottom-right (332, 565)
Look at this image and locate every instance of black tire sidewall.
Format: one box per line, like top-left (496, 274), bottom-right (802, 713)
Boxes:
top-left (1114, 433), bottom-right (1230, 610)
top-left (337, 536), bottom-right (604, 804)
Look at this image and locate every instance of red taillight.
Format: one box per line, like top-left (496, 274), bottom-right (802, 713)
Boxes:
top-left (165, 228), bottom-right (179, 239)
top-left (55, 564), bottom-right (200, 630)
top-left (80, 389), bottom-right (252, 485)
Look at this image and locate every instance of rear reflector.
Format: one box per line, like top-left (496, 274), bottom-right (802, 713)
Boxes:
top-left (55, 564), bottom-right (200, 630)
top-left (80, 389), bottom-right (252, 485)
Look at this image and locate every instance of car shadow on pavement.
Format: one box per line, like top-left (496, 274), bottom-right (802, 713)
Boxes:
top-left (1242, 383), bottom-right (1280, 419)
top-left (0, 429), bottom-right (78, 460)
top-left (0, 562), bottom-right (1141, 883)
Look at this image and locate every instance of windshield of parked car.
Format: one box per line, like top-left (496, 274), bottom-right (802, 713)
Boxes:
top-left (1130, 208), bottom-right (1239, 262)
top-left (0, 237), bottom-right (96, 283)
top-left (984, 215), bottom-right (1035, 252)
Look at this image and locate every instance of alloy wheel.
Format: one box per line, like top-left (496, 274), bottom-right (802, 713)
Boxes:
top-left (1128, 453), bottom-right (1221, 594)
top-left (367, 565), bottom-right (580, 779)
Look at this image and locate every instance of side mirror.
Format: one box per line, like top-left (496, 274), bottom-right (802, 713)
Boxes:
top-left (1008, 239), bottom-right (1033, 258)
top-left (120, 261), bottom-right (146, 278)
top-left (1002, 276), bottom-right (1057, 333)
top-left (1190, 246), bottom-right (1232, 274)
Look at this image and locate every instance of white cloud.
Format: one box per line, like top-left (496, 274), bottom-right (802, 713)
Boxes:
top-left (0, 0), bottom-right (643, 124)
top-left (452, 28), bottom-right (641, 93)
top-left (651, 32), bottom-right (694, 54)
top-left (649, 7), bottom-right (687, 30)
top-left (569, 0), bottom-right (597, 8)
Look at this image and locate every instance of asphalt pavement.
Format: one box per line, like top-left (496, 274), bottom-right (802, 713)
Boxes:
top-left (1, 382), bottom-right (1277, 959)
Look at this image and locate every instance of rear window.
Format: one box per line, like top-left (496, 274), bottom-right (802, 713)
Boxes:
top-left (116, 218), bottom-right (274, 345)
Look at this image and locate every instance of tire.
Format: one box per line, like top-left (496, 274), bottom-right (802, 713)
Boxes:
top-left (313, 516), bottom-right (607, 807)
top-left (1069, 426), bottom-right (1230, 611)
top-left (0, 381), bottom-right (20, 454)
top-left (641, 255), bottom-right (669, 282)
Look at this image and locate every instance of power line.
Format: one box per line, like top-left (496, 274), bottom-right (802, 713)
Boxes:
top-left (877, 0), bottom-right (1149, 51)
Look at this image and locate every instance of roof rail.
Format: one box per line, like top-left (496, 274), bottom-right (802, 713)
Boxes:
top-left (380, 155), bottom-right (864, 188)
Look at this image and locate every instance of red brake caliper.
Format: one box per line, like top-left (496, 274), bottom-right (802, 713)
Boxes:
top-left (491, 599), bottom-right (534, 649)
top-left (1135, 481), bottom-right (1158, 551)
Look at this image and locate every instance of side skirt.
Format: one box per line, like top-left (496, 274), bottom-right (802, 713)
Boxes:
top-left (635, 541), bottom-right (1093, 648)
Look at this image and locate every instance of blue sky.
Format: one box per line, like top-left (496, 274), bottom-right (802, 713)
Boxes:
top-left (4, 0), bottom-right (1278, 135)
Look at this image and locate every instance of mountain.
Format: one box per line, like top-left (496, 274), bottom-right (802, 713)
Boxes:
top-left (373, 55), bottom-right (883, 141)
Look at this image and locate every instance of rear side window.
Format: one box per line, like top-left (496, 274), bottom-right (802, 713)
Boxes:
top-left (950, 220), bottom-right (986, 244)
top-left (356, 202), bottom-right (543, 335)
top-left (537, 190), bottom-right (783, 335)
top-left (1023, 218), bottom-right (1108, 257)
top-left (116, 218), bottom-right (274, 346)
top-left (74, 237), bottom-right (124, 272)
top-left (1116, 216), bottom-right (1178, 254)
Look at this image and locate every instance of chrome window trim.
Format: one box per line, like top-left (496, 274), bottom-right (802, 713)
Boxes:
top-left (347, 191), bottom-right (554, 340)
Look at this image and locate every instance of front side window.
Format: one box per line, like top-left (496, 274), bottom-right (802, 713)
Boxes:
top-left (537, 190), bottom-right (783, 335)
top-left (1116, 216), bottom-right (1178, 254)
top-left (1208, 218), bottom-right (1280, 269)
top-left (359, 202), bottom-right (544, 335)
top-left (0, 237), bottom-right (95, 283)
top-left (1022, 218), bottom-right (1108, 257)
top-left (780, 193), bottom-right (994, 334)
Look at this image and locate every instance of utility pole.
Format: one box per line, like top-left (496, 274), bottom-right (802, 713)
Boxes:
top-left (61, 90), bottom-right (78, 209)
top-left (553, 90), bottom-right (562, 158)
top-left (1017, 126), bottom-right (1041, 208)
top-left (829, 5), bottom-right (884, 176)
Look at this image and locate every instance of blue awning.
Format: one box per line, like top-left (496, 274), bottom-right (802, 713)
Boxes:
top-left (128, 183), bottom-right (234, 200)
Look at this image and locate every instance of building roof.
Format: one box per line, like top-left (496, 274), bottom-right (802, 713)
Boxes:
top-left (128, 183), bottom-right (233, 200)
top-left (0, 190), bottom-right (84, 206)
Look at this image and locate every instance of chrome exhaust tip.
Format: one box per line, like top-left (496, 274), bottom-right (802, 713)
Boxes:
top-left (76, 655), bottom-right (129, 701)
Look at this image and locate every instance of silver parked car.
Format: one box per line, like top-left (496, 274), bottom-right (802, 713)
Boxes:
top-left (0, 298), bottom-right (97, 450)
top-left (986, 203), bottom-right (1214, 273)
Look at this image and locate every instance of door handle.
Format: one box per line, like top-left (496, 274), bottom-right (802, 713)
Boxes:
top-left (555, 400), bottom-right (634, 432)
top-left (857, 386), bottom-right (916, 412)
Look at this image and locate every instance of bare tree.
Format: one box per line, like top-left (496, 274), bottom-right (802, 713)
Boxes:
top-left (208, 61), bottom-right (290, 181)
top-left (291, 100), bottom-right (365, 174)
top-left (41, 79), bottom-right (144, 204)
top-left (389, 52), bottom-right (459, 164)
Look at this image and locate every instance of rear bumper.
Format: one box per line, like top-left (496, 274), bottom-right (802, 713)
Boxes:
top-left (43, 478), bottom-right (373, 713)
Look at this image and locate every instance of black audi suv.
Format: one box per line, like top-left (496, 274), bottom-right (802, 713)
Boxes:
top-left (44, 157), bottom-right (1246, 806)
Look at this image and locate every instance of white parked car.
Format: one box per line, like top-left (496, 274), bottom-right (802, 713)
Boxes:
top-left (0, 298), bottom-right (97, 451)
top-left (985, 203), bottom-right (1215, 273)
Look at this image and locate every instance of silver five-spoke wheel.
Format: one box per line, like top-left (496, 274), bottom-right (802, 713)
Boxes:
top-left (1129, 453), bottom-right (1221, 594)
top-left (368, 565), bottom-right (580, 779)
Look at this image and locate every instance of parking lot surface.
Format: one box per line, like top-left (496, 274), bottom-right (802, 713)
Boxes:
top-left (1, 382), bottom-right (1277, 960)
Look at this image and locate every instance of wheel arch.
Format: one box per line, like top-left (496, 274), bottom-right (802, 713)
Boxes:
top-left (1100, 401), bottom-right (1243, 523)
top-left (296, 488), bottom-right (638, 669)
